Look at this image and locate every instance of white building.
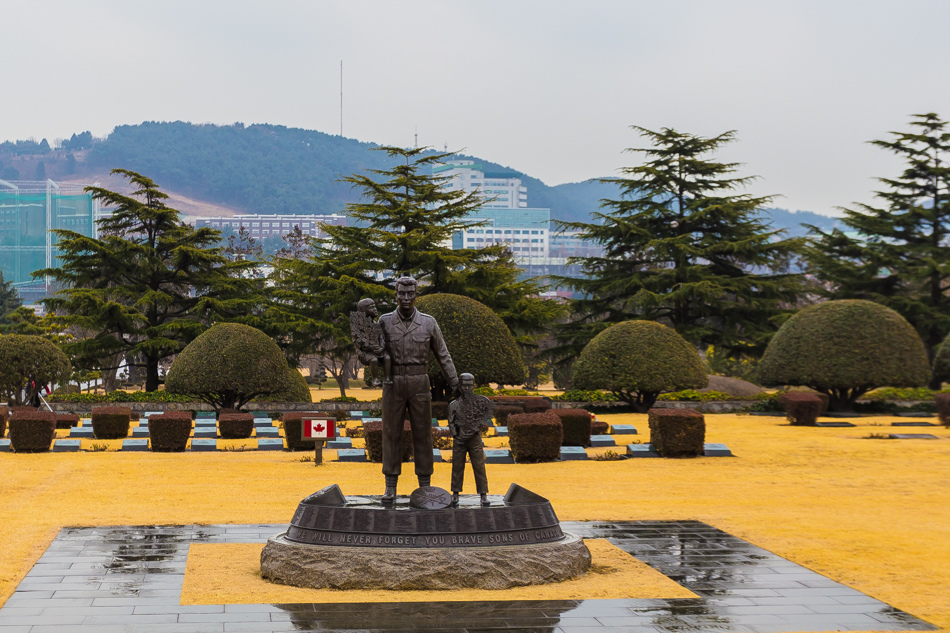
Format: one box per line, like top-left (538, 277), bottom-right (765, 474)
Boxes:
top-left (433, 159), bottom-right (528, 208)
top-left (193, 214), bottom-right (346, 240)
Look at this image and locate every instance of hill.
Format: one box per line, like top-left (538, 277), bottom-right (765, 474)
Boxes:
top-left (0, 121), bottom-right (838, 235)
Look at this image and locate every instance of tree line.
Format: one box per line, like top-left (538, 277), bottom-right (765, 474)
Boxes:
top-left (1, 113), bottom-right (948, 400)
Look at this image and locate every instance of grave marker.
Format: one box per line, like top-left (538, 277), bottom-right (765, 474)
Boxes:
top-left (121, 439), bottom-right (149, 452)
top-left (560, 446), bottom-right (588, 460)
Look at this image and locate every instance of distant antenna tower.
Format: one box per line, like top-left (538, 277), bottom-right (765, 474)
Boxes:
top-left (444, 141), bottom-right (448, 153)
top-left (414, 127), bottom-right (418, 149)
top-left (340, 60), bottom-right (343, 136)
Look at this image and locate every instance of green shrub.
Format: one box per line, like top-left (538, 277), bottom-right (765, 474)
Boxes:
top-left (648, 408), bottom-right (705, 458)
top-left (493, 405), bottom-right (524, 426)
top-left (573, 321), bottom-right (707, 412)
top-left (147, 411), bottom-right (192, 452)
top-left (778, 392), bottom-right (822, 426)
top-left (552, 409), bottom-right (592, 447)
top-left (166, 323), bottom-right (294, 410)
top-left (864, 387), bottom-right (946, 401)
top-left (363, 419), bottom-right (413, 463)
top-left (319, 396), bottom-right (359, 403)
top-left (933, 335), bottom-right (950, 387)
top-left (414, 294), bottom-right (525, 400)
top-left (551, 389), bottom-right (619, 403)
top-left (9, 410), bottom-right (56, 453)
top-left (759, 300), bottom-right (930, 411)
top-left (54, 413), bottom-right (80, 430)
top-left (936, 393), bottom-right (950, 426)
top-left (48, 390), bottom-right (200, 404)
top-left (256, 368), bottom-right (312, 404)
top-left (91, 406), bottom-right (131, 439)
top-left (488, 396), bottom-right (551, 414)
top-left (508, 412), bottom-right (562, 463)
top-left (0, 335), bottom-right (71, 406)
top-left (219, 413), bottom-right (253, 439)
top-left (657, 389), bottom-right (734, 402)
top-left (432, 426), bottom-right (453, 450)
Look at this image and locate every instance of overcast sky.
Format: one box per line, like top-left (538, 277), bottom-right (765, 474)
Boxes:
top-left (4, 1), bottom-right (949, 216)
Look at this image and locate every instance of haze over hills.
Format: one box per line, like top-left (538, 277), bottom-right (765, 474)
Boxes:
top-left (0, 121), bottom-right (839, 235)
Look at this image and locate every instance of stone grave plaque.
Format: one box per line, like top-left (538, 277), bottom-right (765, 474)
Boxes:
top-left (131, 427), bottom-right (149, 438)
top-left (257, 438), bottom-right (284, 451)
top-left (590, 435), bottom-right (616, 447)
top-left (484, 449), bottom-right (514, 464)
top-left (337, 448), bottom-right (367, 462)
top-left (256, 427), bottom-right (279, 437)
top-left (0, 439), bottom-right (10, 452)
top-left (193, 428), bottom-right (217, 439)
top-left (53, 439), bottom-right (81, 452)
top-left (191, 438), bottom-right (217, 452)
top-left (815, 421), bottom-right (856, 427)
top-left (892, 421), bottom-right (937, 427)
top-left (69, 427), bottom-right (94, 438)
top-left (889, 433), bottom-right (939, 439)
top-left (704, 443), bottom-right (733, 457)
top-left (326, 438), bottom-right (352, 449)
top-left (121, 439), bottom-right (149, 452)
top-left (494, 426), bottom-right (508, 436)
top-left (560, 446), bottom-right (588, 460)
top-left (610, 424), bottom-right (638, 435)
top-left (627, 443), bottom-right (659, 458)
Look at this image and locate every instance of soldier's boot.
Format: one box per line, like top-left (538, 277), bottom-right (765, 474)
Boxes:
top-left (480, 493), bottom-right (490, 507)
top-left (418, 474), bottom-right (431, 488)
top-left (382, 475), bottom-right (398, 504)
top-left (452, 492), bottom-right (460, 507)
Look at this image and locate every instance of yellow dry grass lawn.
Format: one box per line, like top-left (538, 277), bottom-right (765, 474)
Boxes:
top-left (1, 413), bottom-right (948, 630)
top-left (181, 539), bottom-right (696, 604)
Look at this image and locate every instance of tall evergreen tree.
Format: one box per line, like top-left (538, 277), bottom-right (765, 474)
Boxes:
top-left (39, 169), bottom-right (262, 391)
top-left (555, 126), bottom-right (804, 362)
top-left (806, 113), bottom-right (950, 384)
top-left (268, 147), bottom-right (562, 394)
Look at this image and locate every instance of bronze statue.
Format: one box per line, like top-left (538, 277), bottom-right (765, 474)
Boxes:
top-left (350, 298), bottom-right (390, 388)
top-left (448, 373), bottom-right (493, 507)
top-left (377, 276), bottom-right (458, 503)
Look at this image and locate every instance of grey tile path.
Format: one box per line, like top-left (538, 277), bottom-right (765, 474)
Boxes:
top-left (0, 520), bottom-right (934, 632)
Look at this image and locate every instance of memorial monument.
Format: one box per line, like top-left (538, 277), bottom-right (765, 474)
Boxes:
top-left (260, 283), bottom-right (591, 590)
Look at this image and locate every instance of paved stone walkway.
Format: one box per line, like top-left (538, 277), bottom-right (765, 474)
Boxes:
top-left (0, 520), bottom-right (934, 632)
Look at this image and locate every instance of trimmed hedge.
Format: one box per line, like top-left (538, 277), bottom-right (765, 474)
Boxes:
top-left (591, 419), bottom-right (608, 435)
top-left (648, 408), bottom-right (705, 458)
top-left (218, 413), bottom-right (254, 439)
top-left (431, 401), bottom-right (449, 421)
top-left (778, 392), bottom-right (822, 426)
top-left (508, 412), bottom-right (563, 463)
top-left (936, 393), bottom-right (950, 426)
top-left (432, 426), bottom-right (453, 450)
top-left (9, 410), bottom-right (56, 453)
top-left (493, 405), bottom-right (524, 426)
top-left (50, 391), bottom-right (200, 404)
top-left (0, 405), bottom-right (7, 437)
top-left (166, 323), bottom-right (300, 410)
top-left (573, 321), bottom-right (707, 412)
top-left (759, 300), bottom-right (930, 411)
top-left (92, 406), bottom-right (132, 439)
top-left (552, 409), bottom-right (592, 447)
top-left (54, 413), bottom-right (80, 430)
top-left (363, 420), bottom-right (413, 463)
top-left (414, 294), bottom-right (525, 400)
top-left (280, 412), bottom-right (335, 451)
top-left (488, 396), bottom-right (551, 414)
top-left (148, 411), bottom-right (193, 452)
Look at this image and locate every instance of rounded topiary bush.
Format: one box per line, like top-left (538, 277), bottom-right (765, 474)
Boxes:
top-left (148, 411), bottom-right (193, 452)
top-left (218, 412), bottom-right (254, 439)
top-left (0, 335), bottom-right (71, 406)
top-left (573, 321), bottom-right (707, 412)
top-left (363, 419), bottom-right (413, 463)
top-left (552, 409), bottom-right (592, 447)
top-left (166, 323), bottom-right (296, 411)
top-left (508, 411), bottom-right (563, 463)
top-left (414, 294), bottom-right (524, 400)
top-left (493, 405), bottom-right (524, 426)
top-left (759, 300), bottom-right (930, 411)
top-left (255, 368), bottom-right (312, 404)
top-left (91, 406), bottom-right (132, 439)
top-left (9, 410), bottom-right (56, 453)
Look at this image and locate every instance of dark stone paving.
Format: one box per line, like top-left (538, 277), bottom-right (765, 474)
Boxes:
top-left (0, 520), bottom-right (934, 633)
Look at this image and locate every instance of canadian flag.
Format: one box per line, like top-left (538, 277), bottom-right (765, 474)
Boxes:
top-left (303, 418), bottom-right (335, 440)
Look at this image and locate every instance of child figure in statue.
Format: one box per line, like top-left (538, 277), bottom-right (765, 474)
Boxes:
top-left (350, 298), bottom-right (391, 388)
top-left (448, 373), bottom-right (494, 507)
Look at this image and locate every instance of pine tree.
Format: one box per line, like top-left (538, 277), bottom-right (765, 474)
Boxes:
top-left (555, 126), bottom-right (804, 362)
top-left (268, 147), bottom-right (561, 394)
top-left (806, 113), bottom-right (950, 384)
top-left (0, 270), bottom-right (22, 324)
top-left (39, 169), bottom-right (263, 391)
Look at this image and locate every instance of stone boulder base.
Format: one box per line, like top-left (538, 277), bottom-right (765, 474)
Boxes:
top-left (261, 532), bottom-right (591, 590)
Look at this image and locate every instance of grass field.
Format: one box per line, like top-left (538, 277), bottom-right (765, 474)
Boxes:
top-left (1, 412), bottom-right (948, 630)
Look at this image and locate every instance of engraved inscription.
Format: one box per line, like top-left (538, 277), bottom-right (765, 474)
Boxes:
top-left (541, 505), bottom-right (558, 525)
top-left (352, 509), bottom-right (372, 533)
top-left (510, 506), bottom-right (530, 529)
top-left (493, 508), bottom-right (513, 530)
top-left (474, 510), bottom-right (494, 532)
top-left (454, 510), bottom-right (476, 533)
top-left (331, 509), bottom-right (352, 532)
top-left (393, 513), bottom-right (416, 533)
top-left (314, 508), bottom-right (333, 530)
top-left (432, 510), bottom-right (453, 532)
top-left (527, 505), bottom-right (545, 528)
top-left (416, 512), bottom-right (435, 533)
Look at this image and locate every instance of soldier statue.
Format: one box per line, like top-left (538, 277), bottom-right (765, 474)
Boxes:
top-left (378, 276), bottom-right (458, 503)
top-left (448, 373), bottom-right (494, 507)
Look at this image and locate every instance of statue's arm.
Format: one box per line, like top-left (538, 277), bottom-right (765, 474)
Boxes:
top-left (429, 321), bottom-right (458, 389)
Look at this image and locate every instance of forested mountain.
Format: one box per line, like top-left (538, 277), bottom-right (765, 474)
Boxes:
top-left (1, 121), bottom-right (837, 235)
